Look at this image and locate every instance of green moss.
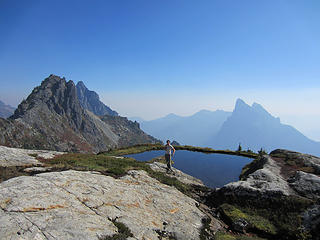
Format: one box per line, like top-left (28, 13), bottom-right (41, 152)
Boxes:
top-left (99, 220), bottom-right (133, 240)
top-left (41, 152), bottom-right (191, 196)
top-left (219, 204), bottom-right (277, 235)
top-left (214, 231), bottom-right (267, 240)
top-left (199, 217), bottom-right (212, 240)
top-left (28, 153), bottom-right (38, 158)
top-left (214, 231), bottom-right (236, 240)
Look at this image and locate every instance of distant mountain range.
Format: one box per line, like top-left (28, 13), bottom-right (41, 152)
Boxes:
top-left (136, 99), bottom-right (320, 156)
top-left (0, 74), bottom-right (159, 152)
top-left (0, 100), bottom-right (15, 118)
top-left (136, 110), bottom-right (231, 146)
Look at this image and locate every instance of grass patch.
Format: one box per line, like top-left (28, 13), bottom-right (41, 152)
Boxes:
top-left (214, 231), bottom-right (266, 240)
top-left (103, 144), bottom-right (258, 158)
top-left (99, 220), bottom-right (133, 240)
top-left (102, 144), bottom-right (164, 156)
top-left (41, 152), bottom-right (192, 196)
top-left (212, 195), bottom-right (314, 240)
top-left (28, 153), bottom-right (38, 158)
top-left (219, 204), bottom-right (277, 236)
top-left (200, 217), bottom-right (213, 240)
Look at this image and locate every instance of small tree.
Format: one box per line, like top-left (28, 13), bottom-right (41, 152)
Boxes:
top-left (237, 143), bottom-right (242, 152)
top-left (258, 148), bottom-right (267, 156)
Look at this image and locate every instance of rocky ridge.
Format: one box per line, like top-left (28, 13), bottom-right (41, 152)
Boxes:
top-left (209, 149), bottom-right (320, 239)
top-left (76, 81), bottom-right (118, 116)
top-left (0, 75), bottom-right (159, 152)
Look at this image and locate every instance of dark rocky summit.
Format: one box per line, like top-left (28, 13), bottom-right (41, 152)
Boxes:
top-left (0, 74), bottom-right (159, 152)
top-left (76, 81), bottom-right (118, 116)
top-left (0, 100), bottom-right (15, 118)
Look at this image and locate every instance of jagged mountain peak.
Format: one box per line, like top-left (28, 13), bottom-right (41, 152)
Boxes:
top-left (2, 74), bottom-right (159, 152)
top-left (234, 98), bottom-right (251, 112)
top-left (76, 81), bottom-right (118, 116)
top-left (233, 99), bottom-right (276, 120)
top-left (11, 75), bottom-right (81, 121)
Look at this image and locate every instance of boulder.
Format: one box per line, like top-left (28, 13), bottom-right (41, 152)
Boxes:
top-left (0, 145), bottom-right (63, 167)
top-left (220, 155), bottom-right (292, 198)
top-left (289, 171), bottom-right (320, 200)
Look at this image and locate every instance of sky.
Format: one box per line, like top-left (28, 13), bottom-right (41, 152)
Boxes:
top-left (0, 0), bottom-right (320, 140)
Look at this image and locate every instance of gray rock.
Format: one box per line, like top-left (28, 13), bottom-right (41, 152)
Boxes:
top-left (233, 218), bottom-right (250, 233)
top-left (271, 149), bottom-right (320, 174)
top-left (303, 205), bottom-right (320, 235)
top-left (0, 170), bottom-right (206, 240)
top-left (0, 74), bottom-right (159, 152)
top-left (0, 145), bottom-right (64, 167)
top-left (222, 155), bottom-right (292, 197)
top-left (149, 162), bottom-right (204, 186)
top-left (76, 81), bottom-right (118, 116)
top-left (23, 167), bottom-right (53, 174)
top-left (289, 171), bottom-right (320, 199)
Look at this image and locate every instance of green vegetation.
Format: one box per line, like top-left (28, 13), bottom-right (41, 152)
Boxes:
top-left (237, 143), bottom-right (242, 152)
top-left (214, 195), bottom-right (314, 240)
top-left (239, 156), bottom-right (266, 180)
top-left (199, 217), bottom-right (213, 240)
top-left (219, 204), bottom-right (277, 235)
top-left (99, 220), bottom-right (133, 240)
top-left (105, 144), bottom-right (164, 156)
top-left (104, 143), bottom-right (258, 158)
top-left (40, 152), bottom-right (191, 195)
top-left (28, 153), bottom-right (38, 158)
top-left (214, 231), bottom-right (266, 240)
top-left (258, 148), bottom-right (267, 156)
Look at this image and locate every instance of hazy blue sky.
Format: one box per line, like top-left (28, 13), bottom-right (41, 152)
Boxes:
top-left (0, 1), bottom-right (320, 140)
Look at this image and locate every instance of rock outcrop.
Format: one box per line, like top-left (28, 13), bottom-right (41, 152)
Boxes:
top-left (209, 149), bottom-right (320, 239)
top-left (149, 162), bottom-right (204, 186)
top-left (0, 145), bottom-right (63, 167)
top-left (0, 75), bottom-right (159, 152)
top-left (76, 81), bottom-right (118, 116)
top-left (0, 168), bottom-right (207, 239)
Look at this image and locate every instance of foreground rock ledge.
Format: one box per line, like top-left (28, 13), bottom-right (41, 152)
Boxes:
top-left (0, 170), bottom-right (205, 240)
top-left (0, 145), bottom-right (64, 167)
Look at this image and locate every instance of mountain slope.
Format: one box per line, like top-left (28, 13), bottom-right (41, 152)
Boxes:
top-left (140, 110), bottom-right (231, 146)
top-left (0, 100), bottom-right (15, 118)
top-left (76, 81), bottom-right (118, 116)
top-left (211, 99), bottom-right (320, 156)
top-left (0, 74), bottom-right (158, 152)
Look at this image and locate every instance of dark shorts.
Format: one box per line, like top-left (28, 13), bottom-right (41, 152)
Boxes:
top-left (165, 154), bottom-right (172, 169)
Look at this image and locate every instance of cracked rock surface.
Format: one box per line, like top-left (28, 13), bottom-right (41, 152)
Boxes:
top-left (0, 145), bottom-right (64, 167)
top-left (222, 155), bottom-right (293, 196)
top-left (149, 162), bottom-right (204, 186)
top-left (0, 170), bottom-right (205, 240)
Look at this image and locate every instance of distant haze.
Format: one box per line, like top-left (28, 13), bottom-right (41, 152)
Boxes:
top-left (1, 1), bottom-right (320, 140)
top-left (100, 88), bottom-right (320, 142)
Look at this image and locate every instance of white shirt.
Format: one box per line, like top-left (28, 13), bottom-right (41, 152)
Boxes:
top-left (165, 144), bottom-right (174, 155)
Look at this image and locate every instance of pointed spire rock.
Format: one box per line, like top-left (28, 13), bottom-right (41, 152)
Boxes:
top-left (234, 98), bottom-right (251, 113)
top-left (76, 81), bottom-right (118, 116)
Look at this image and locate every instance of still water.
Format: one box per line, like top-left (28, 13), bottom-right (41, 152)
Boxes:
top-left (124, 150), bottom-right (252, 188)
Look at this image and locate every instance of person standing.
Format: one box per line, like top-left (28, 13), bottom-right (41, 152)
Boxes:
top-left (165, 140), bottom-right (175, 173)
